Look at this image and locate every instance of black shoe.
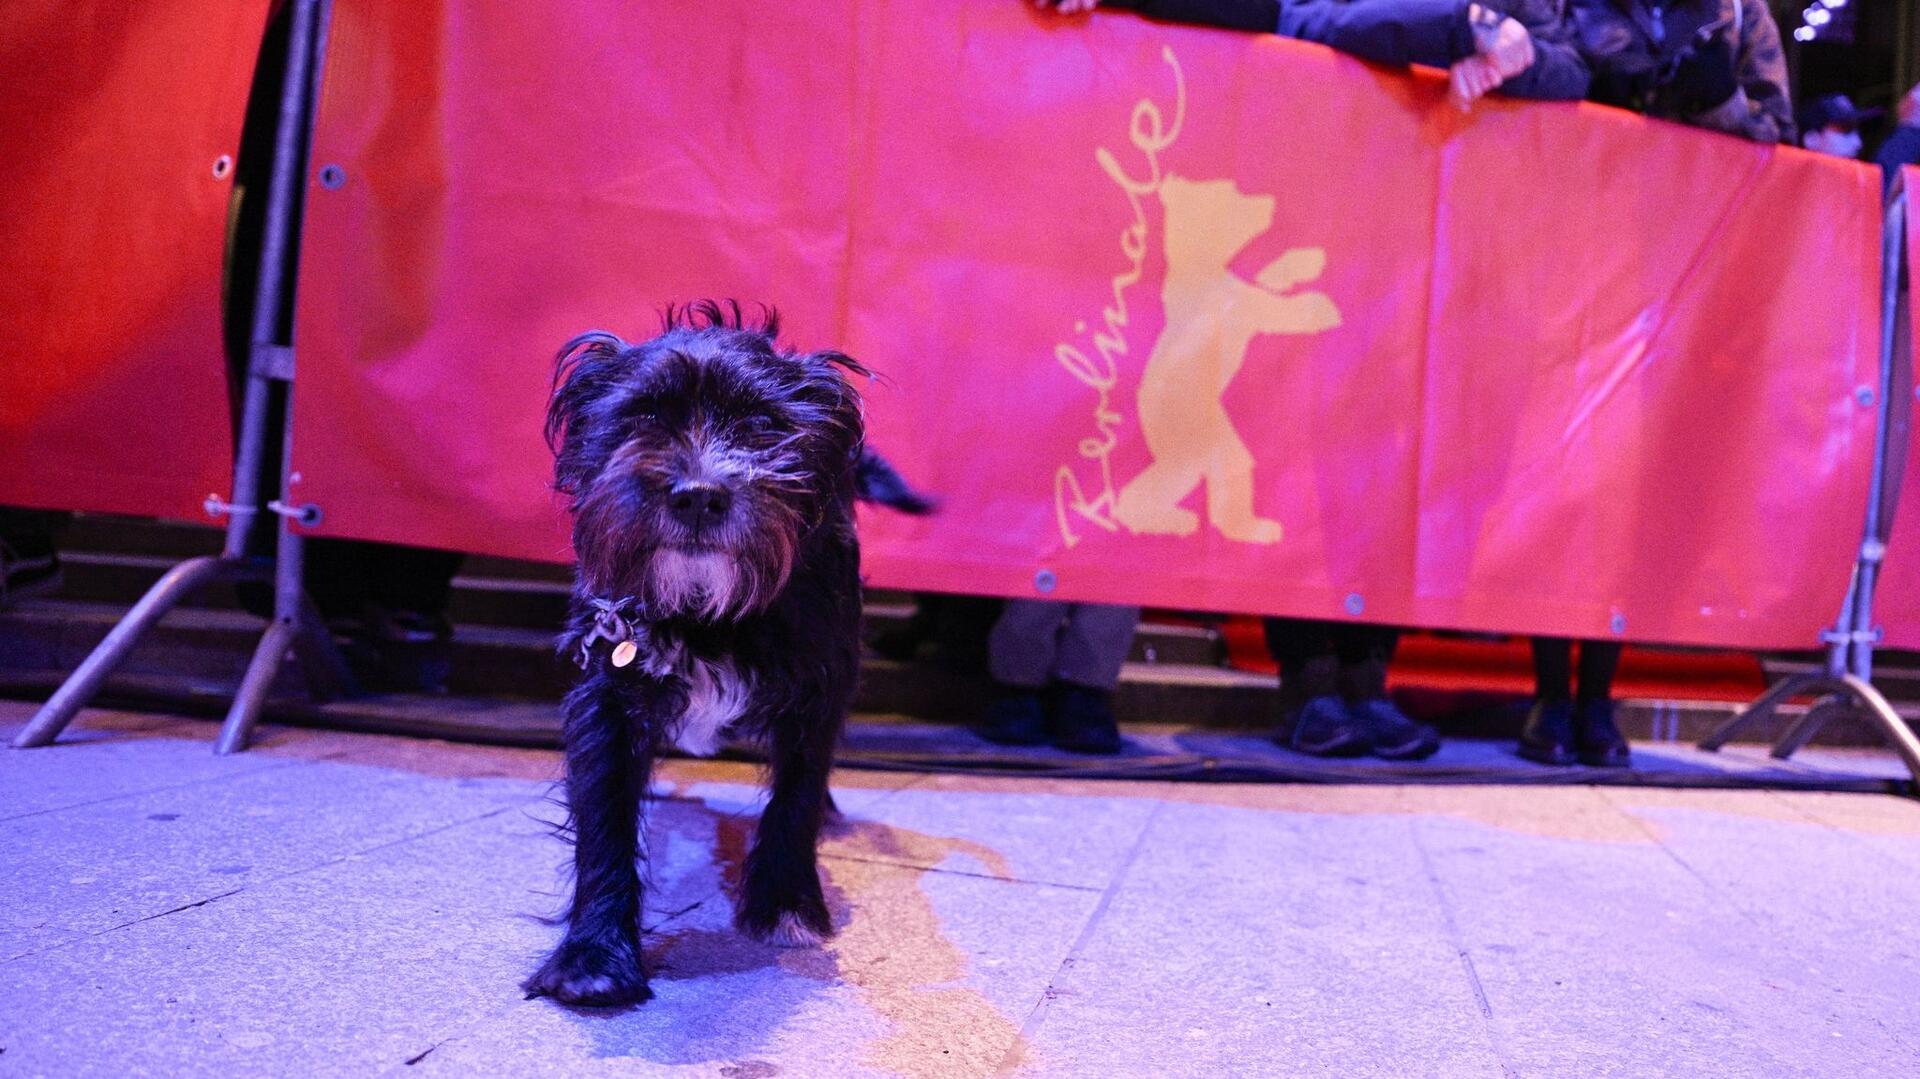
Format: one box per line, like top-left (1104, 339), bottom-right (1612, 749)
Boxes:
top-left (975, 686), bottom-right (1049, 746)
top-left (1352, 697), bottom-right (1440, 761)
top-left (337, 607), bottom-right (453, 694)
top-left (1287, 695), bottom-right (1372, 757)
top-left (1517, 698), bottom-right (1577, 765)
top-left (0, 545), bottom-right (61, 609)
top-left (1048, 682), bottom-right (1123, 755)
top-left (867, 625), bottom-right (925, 663)
top-left (1575, 697), bottom-right (1631, 768)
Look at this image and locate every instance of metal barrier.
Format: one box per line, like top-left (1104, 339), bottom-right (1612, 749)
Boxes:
top-left (8, 1), bottom-right (1920, 784)
top-left (10, 0), bottom-right (351, 755)
top-left (1699, 176), bottom-right (1920, 783)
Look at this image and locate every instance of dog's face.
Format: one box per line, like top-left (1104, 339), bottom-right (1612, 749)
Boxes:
top-left (547, 303), bottom-right (865, 620)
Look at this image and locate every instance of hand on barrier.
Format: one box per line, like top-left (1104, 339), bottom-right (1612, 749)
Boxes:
top-left (1038, 0), bottom-right (1102, 12)
top-left (1451, 7), bottom-right (1534, 112)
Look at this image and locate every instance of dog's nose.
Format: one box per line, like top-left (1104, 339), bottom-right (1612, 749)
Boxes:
top-left (668, 482), bottom-right (732, 530)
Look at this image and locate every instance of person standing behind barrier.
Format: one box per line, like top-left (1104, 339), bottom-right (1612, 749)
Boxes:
top-left (1265, 617), bottom-right (1440, 759)
top-left (1035, 0), bottom-right (1591, 109)
top-left (1568, 0), bottom-right (1792, 143)
top-left (977, 600), bottom-right (1141, 754)
top-left (1518, 637), bottom-right (1628, 767)
top-left (1796, 94), bottom-right (1875, 160)
top-left (1875, 82), bottom-right (1920, 193)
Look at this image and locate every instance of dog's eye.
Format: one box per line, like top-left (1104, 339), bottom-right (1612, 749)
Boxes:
top-left (742, 414), bottom-right (779, 436)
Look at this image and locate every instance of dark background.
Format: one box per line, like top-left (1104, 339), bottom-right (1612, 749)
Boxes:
top-left (1780, 0), bottom-right (1916, 146)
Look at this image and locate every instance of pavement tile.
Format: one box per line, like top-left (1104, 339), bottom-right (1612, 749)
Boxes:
top-left (812, 774), bottom-right (1157, 890)
top-left (1016, 801), bottom-right (1507, 1079)
top-left (0, 713), bottom-right (298, 822)
top-left (409, 841), bottom-right (1098, 1078)
top-left (1416, 789), bottom-right (1919, 1078)
top-left (1600, 788), bottom-right (1920, 1030)
top-left (0, 804), bottom-right (559, 1078)
top-left (0, 753), bottom-right (542, 953)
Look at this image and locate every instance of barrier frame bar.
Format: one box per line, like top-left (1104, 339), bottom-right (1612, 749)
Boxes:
top-left (10, 0), bottom-right (349, 755)
top-left (1699, 176), bottom-right (1920, 784)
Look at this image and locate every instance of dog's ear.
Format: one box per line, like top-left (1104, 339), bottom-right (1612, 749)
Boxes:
top-left (547, 331), bottom-right (630, 497)
top-left (790, 350), bottom-right (869, 462)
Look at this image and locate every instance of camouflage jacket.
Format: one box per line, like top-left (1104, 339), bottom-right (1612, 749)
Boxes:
top-left (1569, 0), bottom-right (1794, 142)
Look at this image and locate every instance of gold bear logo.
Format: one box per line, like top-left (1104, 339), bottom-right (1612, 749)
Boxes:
top-left (1111, 174), bottom-right (1342, 545)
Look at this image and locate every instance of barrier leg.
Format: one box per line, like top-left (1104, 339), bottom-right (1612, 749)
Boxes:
top-left (1768, 697), bottom-right (1847, 760)
top-left (17, 0), bottom-right (340, 753)
top-left (1697, 672), bottom-right (1837, 752)
top-left (217, 618), bottom-right (296, 755)
top-left (1837, 674), bottom-right (1920, 782)
top-left (11, 556), bottom-right (252, 748)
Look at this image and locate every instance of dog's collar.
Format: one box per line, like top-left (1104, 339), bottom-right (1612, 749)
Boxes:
top-left (575, 596), bottom-right (648, 670)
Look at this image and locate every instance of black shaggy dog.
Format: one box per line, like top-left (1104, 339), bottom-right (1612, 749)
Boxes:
top-left (524, 301), bottom-right (929, 1007)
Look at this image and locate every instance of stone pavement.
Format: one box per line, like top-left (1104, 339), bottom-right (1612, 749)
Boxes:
top-left (2, 700), bottom-right (1917, 1078)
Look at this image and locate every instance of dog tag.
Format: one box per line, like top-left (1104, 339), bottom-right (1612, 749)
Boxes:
top-left (610, 640), bottom-right (638, 668)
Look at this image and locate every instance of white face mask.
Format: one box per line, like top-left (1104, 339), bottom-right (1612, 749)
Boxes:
top-left (1804, 127), bottom-right (1862, 159)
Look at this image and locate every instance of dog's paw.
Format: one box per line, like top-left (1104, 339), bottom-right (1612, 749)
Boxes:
top-left (735, 896), bottom-right (834, 948)
top-left (766, 912), bottom-right (828, 948)
top-left (523, 940), bottom-right (653, 1008)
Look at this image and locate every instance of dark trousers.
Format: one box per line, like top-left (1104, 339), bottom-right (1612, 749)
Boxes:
top-left (1263, 616), bottom-right (1400, 668)
top-left (1530, 637), bottom-right (1623, 702)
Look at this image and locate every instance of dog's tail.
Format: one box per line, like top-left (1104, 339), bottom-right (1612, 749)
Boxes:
top-left (855, 448), bottom-right (937, 515)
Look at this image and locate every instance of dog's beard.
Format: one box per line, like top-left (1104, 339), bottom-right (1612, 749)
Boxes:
top-left (646, 548), bottom-right (742, 621)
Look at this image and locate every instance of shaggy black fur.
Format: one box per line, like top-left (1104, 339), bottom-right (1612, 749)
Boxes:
top-left (523, 300), bottom-right (926, 1007)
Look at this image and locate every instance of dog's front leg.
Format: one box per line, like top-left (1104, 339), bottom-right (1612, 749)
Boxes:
top-left (735, 706), bottom-right (837, 945)
top-left (524, 674), bottom-right (658, 1006)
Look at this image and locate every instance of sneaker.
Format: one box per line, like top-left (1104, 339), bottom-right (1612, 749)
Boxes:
top-left (975, 685), bottom-right (1049, 746)
top-left (1273, 653), bottom-right (1340, 746)
top-left (1575, 697), bottom-right (1630, 768)
top-left (1517, 698), bottom-right (1576, 766)
top-left (0, 543), bottom-right (61, 609)
top-left (1288, 694), bottom-right (1373, 757)
top-left (1048, 682), bottom-right (1124, 755)
top-left (1353, 697), bottom-right (1440, 761)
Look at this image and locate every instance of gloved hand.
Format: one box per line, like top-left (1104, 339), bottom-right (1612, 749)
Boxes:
top-left (1670, 35), bottom-right (1738, 114)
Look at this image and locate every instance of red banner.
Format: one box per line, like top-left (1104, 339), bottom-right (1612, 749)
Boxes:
top-left (0, 2), bottom-right (267, 521)
top-left (291, 0), bottom-right (1881, 647)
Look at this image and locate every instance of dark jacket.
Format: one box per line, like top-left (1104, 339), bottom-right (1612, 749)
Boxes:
top-left (1877, 125), bottom-right (1920, 194)
top-left (1568, 0), bottom-right (1792, 142)
top-left (1105, 0), bottom-right (1589, 100)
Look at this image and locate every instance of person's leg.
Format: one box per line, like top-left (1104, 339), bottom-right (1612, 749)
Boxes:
top-left (1278, 0), bottom-right (1477, 69)
top-left (1575, 640), bottom-right (1622, 702)
top-left (1519, 636), bottom-right (1577, 765)
top-left (1264, 617), bottom-right (1368, 756)
top-left (1574, 640), bottom-right (1629, 768)
top-left (978, 599), bottom-right (1067, 745)
top-left (1053, 603), bottom-right (1140, 690)
top-left (988, 599), bottom-right (1066, 688)
top-left (1530, 636), bottom-right (1573, 700)
top-left (1048, 603), bottom-right (1141, 754)
top-left (1333, 623), bottom-right (1438, 761)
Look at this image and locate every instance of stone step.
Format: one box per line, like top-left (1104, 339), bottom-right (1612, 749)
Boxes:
top-left (4, 598), bottom-right (1914, 748)
top-left (0, 599), bottom-right (1238, 724)
top-left (46, 550), bottom-right (1223, 666)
